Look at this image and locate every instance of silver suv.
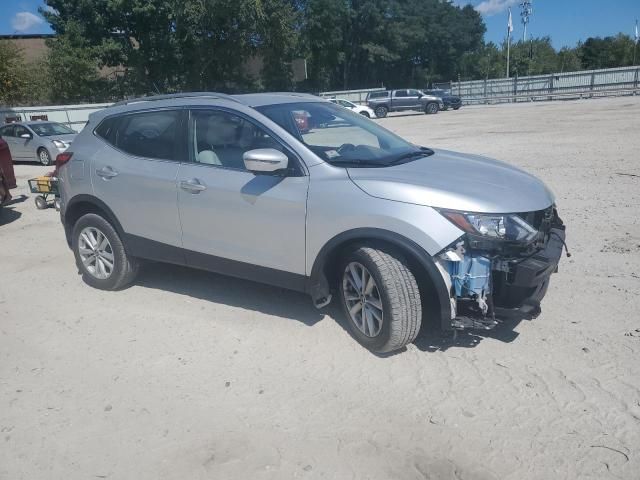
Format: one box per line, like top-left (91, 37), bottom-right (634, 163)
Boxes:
top-left (57, 92), bottom-right (566, 353)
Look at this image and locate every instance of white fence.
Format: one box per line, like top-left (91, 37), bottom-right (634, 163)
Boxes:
top-left (0, 103), bottom-right (111, 130)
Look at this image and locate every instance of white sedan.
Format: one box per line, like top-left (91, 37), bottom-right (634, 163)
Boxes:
top-left (328, 98), bottom-right (377, 118)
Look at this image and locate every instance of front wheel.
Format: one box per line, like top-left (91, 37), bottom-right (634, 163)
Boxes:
top-left (38, 148), bottom-right (52, 166)
top-left (360, 111), bottom-right (371, 118)
top-left (339, 247), bottom-right (422, 353)
top-left (374, 106), bottom-right (388, 118)
top-left (72, 213), bottom-right (139, 290)
top-left (425, 103), bottom-right (439, 115)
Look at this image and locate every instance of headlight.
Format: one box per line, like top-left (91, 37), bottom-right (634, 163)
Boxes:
top-left (53, 140), bottom-right (66, 149)
top-left (440, 210), bottom-right (537, 242)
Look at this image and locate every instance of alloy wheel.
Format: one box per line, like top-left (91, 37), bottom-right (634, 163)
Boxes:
top-left (78, 227), bottom-right (115, 279)
top-left (342, 262), bottom-right (384, 337)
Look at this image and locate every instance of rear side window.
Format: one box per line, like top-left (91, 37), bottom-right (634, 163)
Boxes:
top-left (0, 125), bottom-right (14, 137)
top-left (96, 110), bottom-right (183, 161)
top-left (394, 90), bottom-right (408, 98)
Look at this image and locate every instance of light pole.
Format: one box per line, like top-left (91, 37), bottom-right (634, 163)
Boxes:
top-left (520, 1), bottom-right (533, 43)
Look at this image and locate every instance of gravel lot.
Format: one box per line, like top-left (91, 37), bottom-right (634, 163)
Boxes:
top-left (1, 96), bottom-right (639, 480)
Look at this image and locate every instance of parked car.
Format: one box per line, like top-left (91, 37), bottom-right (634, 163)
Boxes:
top-left (57, 92), bottom-right (566, 353)
top-left (328, 98), bottom-right (377, 118)
top-left (366, 89), bottom-right (444, 118)
top-left (423, 89), bottom-right (462, 110)
top-left (0, 121), bottom-right (77, 166)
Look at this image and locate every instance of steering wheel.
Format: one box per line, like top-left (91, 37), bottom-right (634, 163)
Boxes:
top-left (337, 143), bottom-right (356, 154)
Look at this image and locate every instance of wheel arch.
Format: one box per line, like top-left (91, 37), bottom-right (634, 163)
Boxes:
top-left (307, 228), bottom-right (452, 331)
top-left (63, 195), bottom-right (125, 249)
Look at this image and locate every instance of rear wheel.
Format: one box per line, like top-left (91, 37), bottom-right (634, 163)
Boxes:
top-left (339, 247), bottom-right (422, 353)
top-left (374, 106), bottom-right (388, 118)
top-left (425, 103), bottom-right (439, 115)
top-left (72, 213), bottom-right (139, 290)
top-left (37, 148), bottom-right (52, 166)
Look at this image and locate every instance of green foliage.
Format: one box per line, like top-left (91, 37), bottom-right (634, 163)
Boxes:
top-left (0, 41), bottom-right (27, 105)
top-left (1, 1), bottom-right (637, 106)
top-left (0, 41), bottom-right (50, 106)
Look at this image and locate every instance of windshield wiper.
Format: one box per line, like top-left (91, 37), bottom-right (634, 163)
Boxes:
top-left (327, 158), bottom-right (385, 167)
top-left (389, 148), bottom-right (434, 165)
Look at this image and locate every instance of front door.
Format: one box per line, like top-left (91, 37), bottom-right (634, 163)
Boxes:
top-left (12, 125), bottom-right (33, 160)
top-left (177, 108), bottom-right (309, 288)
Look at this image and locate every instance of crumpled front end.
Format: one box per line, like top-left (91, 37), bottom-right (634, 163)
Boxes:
top-left (436, 206), bottom-right (567, 331)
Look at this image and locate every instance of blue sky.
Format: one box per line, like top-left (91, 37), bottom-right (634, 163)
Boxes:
top-left (0, 0), bottom-right (639, 49)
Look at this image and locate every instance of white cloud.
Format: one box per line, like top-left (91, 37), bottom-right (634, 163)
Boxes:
top-left (474, 0), bottom-right (519, 16)
top-left (11, 12), bottom-right (44, 32)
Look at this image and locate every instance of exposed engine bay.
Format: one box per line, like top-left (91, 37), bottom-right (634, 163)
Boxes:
top-left (437, 206), bottom-right (567, 331)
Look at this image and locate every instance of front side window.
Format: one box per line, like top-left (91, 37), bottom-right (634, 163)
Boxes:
top-left (14, 125), bottom-right (30, 138)
top-left (190, 109), bottom-right (293, 171)
top-left (100, 110), bottom-right (182, 161)
top-left (257, 102), bottom-right (433, 168)
top-left (30, 123), bottom-right (75, 136)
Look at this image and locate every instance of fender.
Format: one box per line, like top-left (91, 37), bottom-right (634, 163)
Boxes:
top-left (63, 194), bottom-right (126, 249)
top-left (307, 228), bottom-right (453, 331)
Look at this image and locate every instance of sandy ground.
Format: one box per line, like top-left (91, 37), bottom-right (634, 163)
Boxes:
top-left (1, 96), bottom-right (639, 480)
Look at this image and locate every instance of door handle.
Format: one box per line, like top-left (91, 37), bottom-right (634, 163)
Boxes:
top-left (179, 179), bottom-right (207, 193)
top-left (96, 166), bottom-right (118, 179)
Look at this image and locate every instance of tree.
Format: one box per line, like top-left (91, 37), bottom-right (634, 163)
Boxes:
top-left (0, 41), bottom-right (28, 105)
top-left (579, 34), bottom-right (635, 70)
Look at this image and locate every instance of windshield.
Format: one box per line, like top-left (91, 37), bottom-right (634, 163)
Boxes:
top-left (256, 101), bottom-right (432, 167)
top-left (30, 123), bottom-right (76, 137)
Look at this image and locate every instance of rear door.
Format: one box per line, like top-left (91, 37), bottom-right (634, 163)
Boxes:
top-left (0, 125), bottom-right (18, 160)
top-left (91, 109), bottom-right (185, 258)
top-left (177, 108), bottom-right (308, 286)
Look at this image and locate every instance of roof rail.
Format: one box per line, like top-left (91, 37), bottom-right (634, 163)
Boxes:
top-left (110, 92), bottom-right (239, 107)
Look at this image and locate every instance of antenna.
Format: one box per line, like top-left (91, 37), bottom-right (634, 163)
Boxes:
top-left (520, 1), bottom-right (533, 42)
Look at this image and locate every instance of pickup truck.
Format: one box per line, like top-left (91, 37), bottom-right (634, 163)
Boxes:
top-left (366, 89), bottom-right (444, 118)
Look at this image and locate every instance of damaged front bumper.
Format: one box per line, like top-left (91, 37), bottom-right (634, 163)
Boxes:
top-left (436, 209), bottom-right (567, 331)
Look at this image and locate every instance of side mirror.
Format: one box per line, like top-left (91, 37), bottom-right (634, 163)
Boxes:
top-left (20, 133), bottom-right (32, 139)
top-left (243, 148), bottom-right (289, 174)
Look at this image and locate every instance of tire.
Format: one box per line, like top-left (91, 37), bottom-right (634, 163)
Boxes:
top-left (425, 103), bottom-right (439, 115)
top-left (374, 106), bottom-right (388, 118)
top-left (35, 196), bottom-right (47, 210)
top-left (338, 247), bottom-right (422, 353)
top-left (72, 213), bottom-right (139, 290)
top-left (442, 105), bottom-right (449, 111)
top-left (453, 106), bottom-right (461, 110)
top-left (360, 111), bottom-right (371, 118)
top-left (38, 148), bottom-right (52, 166)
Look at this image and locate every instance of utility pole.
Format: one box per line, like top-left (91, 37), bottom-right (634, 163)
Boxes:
top-left (506, 7), bottom-right (513, 78)
top-left (520, 1), bottom-right (533, 42)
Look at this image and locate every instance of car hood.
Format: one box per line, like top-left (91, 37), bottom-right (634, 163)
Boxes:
top-left (347, 148), bottom-right (555, 213)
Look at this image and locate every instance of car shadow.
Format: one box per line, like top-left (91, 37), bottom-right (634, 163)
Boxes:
top-left (135, 261), bottom-right (527, 353)
top-left (414, 316), bottom-right (522, 352)
top-left (135, 262), bottom-right (325, 327)
top-left (0, 205), bottom-right (22, 226)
